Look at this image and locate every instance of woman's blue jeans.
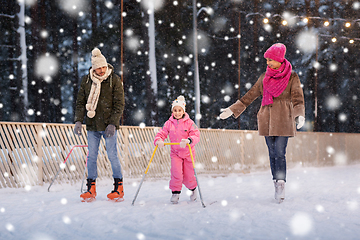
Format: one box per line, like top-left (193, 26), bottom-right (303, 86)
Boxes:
top-left (87, 131), bottom-right (123, 180)
top-left (265, 136), bottom-right (288, 182)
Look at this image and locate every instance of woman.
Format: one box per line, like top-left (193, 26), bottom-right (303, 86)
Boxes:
top-left (220, 43), bottom-right (305, 203)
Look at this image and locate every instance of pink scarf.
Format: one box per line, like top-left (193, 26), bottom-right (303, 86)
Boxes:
top-left (262, 59), bottom-right (292, 106)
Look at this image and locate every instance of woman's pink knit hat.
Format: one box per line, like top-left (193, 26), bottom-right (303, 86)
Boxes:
top-left (264, 43), bottom-right (286, 63)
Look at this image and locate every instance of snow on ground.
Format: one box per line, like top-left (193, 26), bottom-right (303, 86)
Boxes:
top-left (1, 164), bottom-right (360, 240)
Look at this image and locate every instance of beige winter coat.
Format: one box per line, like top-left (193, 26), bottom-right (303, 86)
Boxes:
top-left (229, 71), bottom-right (305, 137)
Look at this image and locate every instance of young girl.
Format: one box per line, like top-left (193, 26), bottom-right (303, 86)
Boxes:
top-left (220, 43), bottom-right (305, 203)
top-left (154, 95), bottom-right (200, 204)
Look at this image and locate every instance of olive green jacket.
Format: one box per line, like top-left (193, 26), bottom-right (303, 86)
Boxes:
top-left (74, 64), bottom-right (125, 131)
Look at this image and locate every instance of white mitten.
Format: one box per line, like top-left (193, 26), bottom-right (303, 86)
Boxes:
top-left (219, 108), bottom-right (233, 119)
top-left (156, 140), bottom-right (165, 148)
top-left (296, 116), bottom-right (305, 129)
top-left (180, 139), bottom-right (190, 148)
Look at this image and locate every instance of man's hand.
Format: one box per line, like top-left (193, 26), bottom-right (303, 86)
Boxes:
top-left (74, 122), bottom-right (82, 136)
top-left (105, 124), bottom-right (116, 138)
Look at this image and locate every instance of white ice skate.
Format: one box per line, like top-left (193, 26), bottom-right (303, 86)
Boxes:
top-left (170, 193), bottom-right (180, 204)
top-left (190, 190), bottom-right (197, 201)
top-left (274, 180), bottom-right (285, 203)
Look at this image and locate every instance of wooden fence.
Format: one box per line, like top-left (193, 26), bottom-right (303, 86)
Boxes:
top-left (0, 122), bottom-right (359, 188)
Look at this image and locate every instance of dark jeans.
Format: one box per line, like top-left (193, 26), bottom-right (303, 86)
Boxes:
top-left (265, 136), bottom-right (289, 182)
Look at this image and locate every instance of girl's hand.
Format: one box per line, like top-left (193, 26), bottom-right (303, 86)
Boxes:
top-left (156, 140), bottom-right (165, 148)
top-left (180, 139), bottom-right (190, 148)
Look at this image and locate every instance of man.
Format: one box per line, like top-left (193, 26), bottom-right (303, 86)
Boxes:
top-left (74, 48), bottom-right (125, 202)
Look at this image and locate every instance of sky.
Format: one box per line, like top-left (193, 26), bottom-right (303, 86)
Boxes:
top-left (1, 163), bottom-right (360, 240)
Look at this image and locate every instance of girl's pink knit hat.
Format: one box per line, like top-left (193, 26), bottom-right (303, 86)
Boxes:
top-left (264, 43), bottom-right (286, 63)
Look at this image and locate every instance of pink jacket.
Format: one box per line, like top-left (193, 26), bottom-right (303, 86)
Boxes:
top-left (154, 113), bottom-right (200, 158)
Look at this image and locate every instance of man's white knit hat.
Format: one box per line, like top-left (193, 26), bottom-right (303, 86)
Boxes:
top-left (171, 95), bottom-right (186, 112)
top-left (91, 48), bottom-right (107, 69)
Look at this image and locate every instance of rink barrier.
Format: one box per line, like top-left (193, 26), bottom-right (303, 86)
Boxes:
top-left (0, 122), bottom-right (360, 188)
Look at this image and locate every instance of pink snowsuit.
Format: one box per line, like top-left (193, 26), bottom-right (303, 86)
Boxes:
top-left (154, 113), bottom-right (200, 192)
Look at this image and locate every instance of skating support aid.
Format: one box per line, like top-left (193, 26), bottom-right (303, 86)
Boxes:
top-left (48, 145), bottom-right (88, 192)
top-left (131, 146), bottom-right (158, 206)
top-left (131, 143), bottom-right (206, 208)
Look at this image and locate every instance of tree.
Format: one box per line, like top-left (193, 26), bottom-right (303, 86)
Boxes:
top-left (1, 0), bottom-right (360, 133)
top-left (0, 0), bottom-right (25, 121)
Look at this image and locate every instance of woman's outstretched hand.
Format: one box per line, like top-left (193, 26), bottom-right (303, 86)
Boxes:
top-left (219, 108), bottom-right (233, 119)
top-left (296, 116), bottom-right (305, 129)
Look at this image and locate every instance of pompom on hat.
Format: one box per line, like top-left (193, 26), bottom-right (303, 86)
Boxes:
top-left (91, 47), bottom-right (108, 70)
top-left (171, 95), bottom-right (186, 112)
top-left (264, 43), bottom-right (286, 63)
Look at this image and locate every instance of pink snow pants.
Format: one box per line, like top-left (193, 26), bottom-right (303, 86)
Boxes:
top-left (169, 154), bottom-right (197, 192)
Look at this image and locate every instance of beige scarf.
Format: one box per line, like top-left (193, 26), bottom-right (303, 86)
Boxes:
top-left (86, 67), bottom-right (112, 118)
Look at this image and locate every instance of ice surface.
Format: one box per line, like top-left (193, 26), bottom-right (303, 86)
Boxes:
top-left (1, 164), bottom-right (360, 239)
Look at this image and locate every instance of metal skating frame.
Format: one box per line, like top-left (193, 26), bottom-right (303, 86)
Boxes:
top-left (48, 145), bottom-right (88, 192)
top-left (131, 143), bottom-right (206, 208)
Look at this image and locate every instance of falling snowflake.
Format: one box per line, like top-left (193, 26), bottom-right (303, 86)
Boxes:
top-left (313, 61), bottom-right (321, 69)
top-left (126, 37), bottom-right (140, 52)
top-left (157, 99), bottom-right (166, 108)
top-left (282, 11), bottom-right (297, 27)
top-left (329, 63), bottom-right (338, 72)
top-left (325, 96), bottom-right (341, 110)
top-left (224, 95), bottom-right (231, 102)
top-left (326, 146), bottom-right (335, 155)
top-left (334, 152), bottom-right (347, 166)
top-left (315, 205), bottom-right (325, 213)
top-left (353, 1), bottom-right (360, 10)
top-left (195, 113), bottom-right (202, 120)
top-left (140, 0), bottom-right (165, 12)
top-left (61, 198), bottom-right (68, 205)
top-left (296, 30), bottom-right (317, 53)
top-left (35, 54), bottom-right (59, 78)
top-left (134, 110), bottom-right (144, 121)
top-left (105, 1), bottom-right (114, 9)
top-left (62, 216), bottom-right (71, 224)
top-left (347, 200), bottom-right (358, 210)
top-left (289, 212), bottom-right (313, 236)
top-left (245, 133), bottom-right (253, 140)
top-left (57, 0), bottom-right (87, 17)
top-left (221, 200), bottom-right (228, 206)
top-left (136, 233), bottom-right (146, 240)
top-left (338, 113), bottom-right (347, 122)
top-left (202, 95), bottom-right (210, 104)
top-left (5, 223), bottom-right (15, 232)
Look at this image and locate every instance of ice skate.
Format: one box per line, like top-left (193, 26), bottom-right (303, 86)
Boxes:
top-left (80, 179), bottom-right (96, 202)
top-left (107, 178), bottom-right (124, 202)
top-left (189, 188), bottom-right (197, 201)
top-left (170, 193), bottom-right (180, 204)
